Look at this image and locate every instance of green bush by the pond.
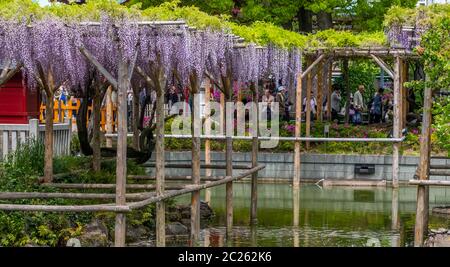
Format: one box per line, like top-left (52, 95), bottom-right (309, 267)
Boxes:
top-left (0, 140), bottom-right (159, 247)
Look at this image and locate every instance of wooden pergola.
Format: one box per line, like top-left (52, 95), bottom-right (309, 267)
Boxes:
top-left (292, 47), bottom-right (417, 189)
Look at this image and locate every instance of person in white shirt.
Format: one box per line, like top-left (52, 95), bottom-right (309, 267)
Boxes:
top-left (262, 89), bottom-right (275, 120)
top-left (303, 91), bottom-right (317, 121)
top-left (353, 85), bottom-right (366, 125)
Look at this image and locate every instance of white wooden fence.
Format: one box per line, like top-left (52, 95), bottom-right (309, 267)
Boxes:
top-left (0, 119), bottom-right (71, 159)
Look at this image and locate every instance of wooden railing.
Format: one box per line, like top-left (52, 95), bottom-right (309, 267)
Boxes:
top-left (39, 99), bottom-right (118, 132)
top-left (0, 119), bottom-right (71, 159)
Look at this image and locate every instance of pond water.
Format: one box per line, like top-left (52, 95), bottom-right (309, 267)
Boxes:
top-left (168, 183), bottom-right (450, 247)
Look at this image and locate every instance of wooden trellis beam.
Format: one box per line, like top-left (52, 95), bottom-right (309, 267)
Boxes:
top-left (370, 54), bottom-right (394, 79)
top-left (301, 54), bottom-right (326, 79)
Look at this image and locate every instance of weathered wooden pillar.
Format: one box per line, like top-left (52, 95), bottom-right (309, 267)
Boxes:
top-left (105, 86), bottom-right (113, 148)
top-left (401, 60), bottom-right (408, 129)
top-left (250, 81), bottom-right (259, 225)
top-left (392, 57), bottom-right (401, 188)
top-left (305, 65), bottom-right (312, 150)
top-left (204, 78), bottom-right (212, 204)
top-left (220, 91), bottom-right (225, 133)
top-left (414, 72), bottom-right (432, 247)
top-left (327, 60), bottom-right (333, 121)
top-left (343, 59), bottom-right (350, 124)
top-left (190, 75), bottom-right (201, 245)
top-left (317, 61), bottom-right (323, 122)
top-left (224, 76), bottom-right (233, 239)
top-left (293, 72), bottom-right (303, 189)
top-left (115, 59), bottom-right (128, 247)
top-left (155, 75), bottom-right (166, 247)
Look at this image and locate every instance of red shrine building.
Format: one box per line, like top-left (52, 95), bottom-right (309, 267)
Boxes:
top-left (0, 72), bottom-right (40, 124)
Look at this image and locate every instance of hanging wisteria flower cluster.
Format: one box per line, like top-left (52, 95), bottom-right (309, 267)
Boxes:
top-left (0, 13), bottom-right (302, 96)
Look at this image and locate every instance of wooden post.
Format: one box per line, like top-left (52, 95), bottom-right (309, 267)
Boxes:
top-left (92, 85), bottom-right (104, 172)
top-left (293, 72), bottom-right (303, 189)
top-left (190, 74), bottom-right (201, 245)
top-left (155, 74), bottom-right (166, 247)
top-left (220, 91), bottom-right (225, 134)
top-left (327, 61), bottom-right (333, 121)
top-left (224, 75), bottom-right (233, 239)
top-left (106, 86), bottom-right (113, 148)
top-left (115, 59), bottom-right (128, 247)
top-left (343, 59), bottom-right (350, 124)
top-left (414, 71), bottom-right (432, 247)
top-left (204, 78), bottom-right (212, 205)
top-left (392, 57), bottom-right (401, 188)
top-left (402, 60), bottom-right (408, 129)
top-left (317, 61), bottom-right (323, 122)
top-left (305, 63), bottom-right (312, 150)
top-left (250, 81), bottom-right (259, 225)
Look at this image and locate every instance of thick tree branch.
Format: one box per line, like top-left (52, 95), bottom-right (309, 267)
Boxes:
top-left (79, 46), bottom-right (118, 89)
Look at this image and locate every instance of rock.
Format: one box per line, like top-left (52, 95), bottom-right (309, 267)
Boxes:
top-left (425, 231), bottom-right (450, 247)
top-left (180, 218), bottom-right (191, 228)
top-left (430, 228), bottom-right (449, 234)
top-left (180, 208), bottom-right (191, 219)
top-left (66, 238), bottom-right (81, 247)
top-left (167, 211), bottom-right (181, 222)
top-left (79, 219), bottom-right (110, 247)
top-left (127, 240), bottom-right (155, 247)
top-left (24, 242), bottom-right (44, 247)
top-left (200, 201), bottom-right (214, 220)
top-left (126, 225), bottom-right (150, 243)
top-left (176, 202), bottom-right (214, 221)
top-left (166, 222), bottom-right (188, 235)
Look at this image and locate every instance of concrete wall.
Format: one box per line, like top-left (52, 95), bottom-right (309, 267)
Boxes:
top-left (146, 151), bottom-right (450, 182)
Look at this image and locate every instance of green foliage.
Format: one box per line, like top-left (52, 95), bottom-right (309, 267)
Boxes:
top-left (386, 5), bottom-right (450, 154)
top-left (0, 0), bottom-right (387, 49)
top-left (70, 134), bottom-right (81, 155)
top-left (1, 139), bottom-right (44, 191)
top-left (432, 99), bottom-right (450, 157)
top-left (334, 60), bottom-right (380, 103)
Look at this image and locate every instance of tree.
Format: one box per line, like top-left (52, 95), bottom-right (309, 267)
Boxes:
top-left (126, 0), bottom-right (234, 15)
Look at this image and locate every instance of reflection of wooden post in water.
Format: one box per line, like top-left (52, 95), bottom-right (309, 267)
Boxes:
top-left (292, 187), bottom-right (300, 247)
top-left (304, 209), bottom-right (309, 247)
top-left (391, 188), bottom-right (400, 230)
top-left (250, 224), bottom-right (257, 247)
top-left (391, 188), bottom-right (401, 247)
top-left (204, 228), bottom-right (210, 247)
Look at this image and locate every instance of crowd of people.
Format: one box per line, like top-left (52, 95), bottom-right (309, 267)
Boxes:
top-left (330, 84), bottom-right (395, 125)
top-left (45, 79), bottom-right (396, 128)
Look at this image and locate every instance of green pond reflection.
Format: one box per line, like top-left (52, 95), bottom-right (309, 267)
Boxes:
top-left (168, 183), bottom-right (450, 247)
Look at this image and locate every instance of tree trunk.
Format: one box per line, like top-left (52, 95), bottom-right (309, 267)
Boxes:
top-left (92, 89), bottom-right (102, 172)
top-left (317, 11), bottom-right (333, 30)
top-left (298, 7), bottom-right (313, 33)
top-left (132, 87), bottom-right (140, 150)
top-left (76, 93), bottom-right (93, 156)
top-left (44, 91), bottom-right (54, 183)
